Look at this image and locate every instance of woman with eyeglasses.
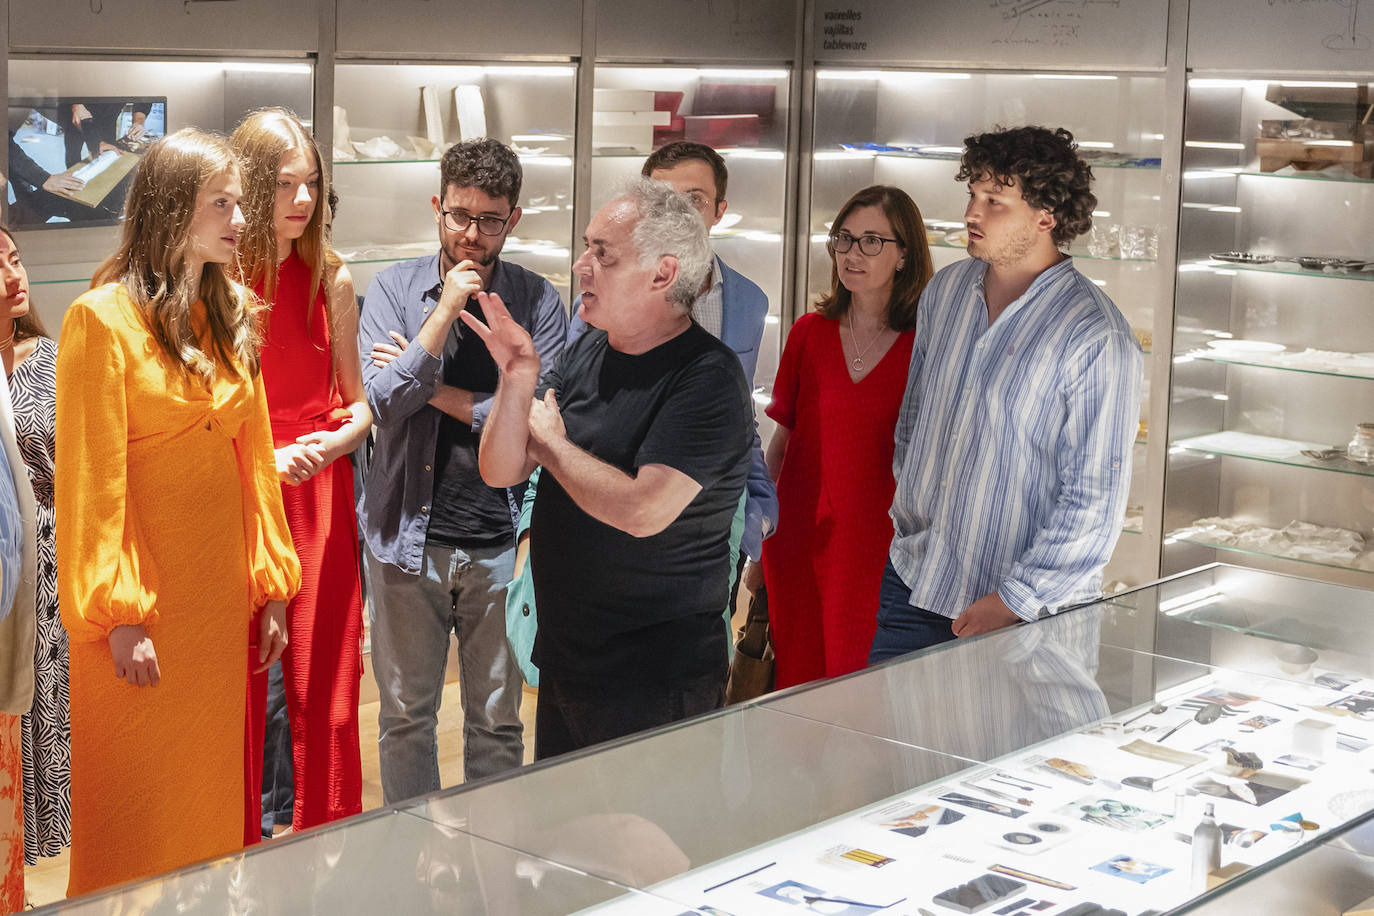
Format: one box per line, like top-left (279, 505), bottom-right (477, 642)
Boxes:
top-left (230, 108), bottom-right (371, 838)
top-left (750, 185), bottom-right (933, 689)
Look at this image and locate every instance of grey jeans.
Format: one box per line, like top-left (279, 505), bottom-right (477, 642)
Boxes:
top-left (367, 540), bottom-right (524, 804)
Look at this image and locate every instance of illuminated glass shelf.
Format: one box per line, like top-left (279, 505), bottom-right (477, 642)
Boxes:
top-left (337, 239), bottom-right (571, 266)
top-left (1236, 169), bottom-right (1374, 186)
top-left (334, 155), bottom-right (572, 166)
top-left (822, 147), bottom-right (1163, 171)
top-left (1165, 535), bottom-right (1374, 577)
top-left (1172, 432), bottom-right (1374, 479)
top-left (1182, 350), bottom-right (1374, 381)
top-left (1182, 259), bottom-right (1374, 282)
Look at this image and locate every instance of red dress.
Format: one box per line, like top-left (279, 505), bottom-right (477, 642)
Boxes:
top-left (246, 251), bottom-right (363, 837)
top-left (761, 312), bottom-right (914, 689)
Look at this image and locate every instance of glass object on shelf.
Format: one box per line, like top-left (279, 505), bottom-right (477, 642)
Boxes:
top-left (331, 62), bottom-right (577, 305)
top-left (1348, 422), bottom-right (1374, 464)
top-left (7, 56), bottom-right (313, 331)
top-left (1172, 431), bottom-right (1374, 478)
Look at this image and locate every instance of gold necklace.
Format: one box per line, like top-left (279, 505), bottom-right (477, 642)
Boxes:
top-left (847, 308), bottom-right (884, 372)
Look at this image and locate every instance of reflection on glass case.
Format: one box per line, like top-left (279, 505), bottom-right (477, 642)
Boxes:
top-left (1164, 76), bottom-right (1374, 590)
top-left (6, 56), bottom-right (314, 332)
top-left (331, 63), bottom-right (578, 307)
top-left (38, 565), bottom-right (1374, 916)
top-left (589, 65), bottom-right (791, 408)
top-left (808, 68), bottom-right (1168, 590)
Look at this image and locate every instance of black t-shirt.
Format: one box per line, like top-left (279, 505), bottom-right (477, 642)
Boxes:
top-left (427, 294), bottom-right (512, 547)
top-left (530, 322), bottom-right (752, 684)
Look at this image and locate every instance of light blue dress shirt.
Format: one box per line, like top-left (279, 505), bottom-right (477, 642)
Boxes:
top-left (890, 256), bottom-right (1142, 622)
top-left (0, 440), bottom-right (22, 619)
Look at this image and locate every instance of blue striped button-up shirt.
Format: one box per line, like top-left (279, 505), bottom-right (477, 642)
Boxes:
top-left (889, 256), bottom-right (1142, 622)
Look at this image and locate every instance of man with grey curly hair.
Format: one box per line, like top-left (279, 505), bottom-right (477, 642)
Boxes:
top-left (463, 178), bottom-right (753, 759)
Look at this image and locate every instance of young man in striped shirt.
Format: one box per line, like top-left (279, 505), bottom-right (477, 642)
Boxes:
top-left (871, 125), bottom-right (1143, 662)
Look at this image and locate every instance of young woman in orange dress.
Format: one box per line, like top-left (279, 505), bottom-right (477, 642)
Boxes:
top-left (231, 109), bottom-right (371, 838)
top-left (55, 128), bottom-right (301, 896)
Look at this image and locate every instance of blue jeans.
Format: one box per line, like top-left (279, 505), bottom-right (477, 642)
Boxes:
top-left (260, 660), bottom-right (294, 836)
top-left (868, 559), bottom-right (956, 665)
top-left (367, 540), bottom-right (524, 803)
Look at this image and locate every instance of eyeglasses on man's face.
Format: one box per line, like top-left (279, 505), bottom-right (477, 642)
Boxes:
top-left (442, 209), bottom-right (513, 237)
top-left (829, 230), bottom-right (901, 257)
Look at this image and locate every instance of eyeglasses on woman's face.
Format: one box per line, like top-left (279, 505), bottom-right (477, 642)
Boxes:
top-left (829, 229), bottom-right (901, 257)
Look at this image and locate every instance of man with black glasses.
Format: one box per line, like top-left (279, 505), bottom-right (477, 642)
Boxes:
top-left (359, 138), bottom-right (567, 801)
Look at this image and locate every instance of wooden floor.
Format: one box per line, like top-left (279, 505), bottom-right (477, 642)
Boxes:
top-left (22, 680), bottom-right (540, 909)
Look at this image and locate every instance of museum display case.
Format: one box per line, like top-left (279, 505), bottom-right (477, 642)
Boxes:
top-left (1163, 75), bottom-right (1374, 590)
top-left (806, 67), bottom-right (1172, 590)
top-left (330, 61), bottom-right (579, 306)
top-left (37, 565), bottom-right (1374, 915)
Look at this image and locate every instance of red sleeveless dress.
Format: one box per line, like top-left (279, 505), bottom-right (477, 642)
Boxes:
top-left (246, 251), bottom-right (363, 837)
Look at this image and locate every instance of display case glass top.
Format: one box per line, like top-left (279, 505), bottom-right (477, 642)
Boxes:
top-left (1165, 76), bottom-right (1374, 589)
top-left (35, 565), bottom-right (1374, 916)
top-left (331, 62), bottom-right (577, 306)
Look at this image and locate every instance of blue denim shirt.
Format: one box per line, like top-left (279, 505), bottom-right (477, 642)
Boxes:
top-left (358, 254), bottom-right (568, 574)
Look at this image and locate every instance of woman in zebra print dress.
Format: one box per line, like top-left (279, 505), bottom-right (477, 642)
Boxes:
top-left (0, 224), bottom-right (70, 865)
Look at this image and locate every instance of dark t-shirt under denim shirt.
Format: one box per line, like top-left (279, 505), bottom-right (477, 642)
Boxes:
top-left (358, 254), bottom-right (568, 574)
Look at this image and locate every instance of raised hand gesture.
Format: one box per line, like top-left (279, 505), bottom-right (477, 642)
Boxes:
top-left (459, 291), bottom-right (541, 381)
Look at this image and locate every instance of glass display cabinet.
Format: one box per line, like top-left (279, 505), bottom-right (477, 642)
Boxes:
top-left (807, 68), bottom-right (1171, 589)
top-left (39, 564), bottom-right (1374, 915)
top-left (331, 62), bottom-right (578, 307)
top-left (6, 56), bottom-right (314, 331)
top-left (588, 64), bottom-right (792, 410)
top-left (1163, 75), bottom-right (1374, 590)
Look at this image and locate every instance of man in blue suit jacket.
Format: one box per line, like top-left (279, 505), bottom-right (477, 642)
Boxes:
top-left (507, 142), bottom-right (777, 685)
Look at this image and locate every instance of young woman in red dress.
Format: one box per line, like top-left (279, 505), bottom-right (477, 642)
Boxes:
top-left (231, 109), bottom-right (372, 835)
top-left (752, 185), bottom-right (933, 688)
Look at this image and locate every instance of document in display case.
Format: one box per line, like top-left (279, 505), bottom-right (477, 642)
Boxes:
top-left (37, 565), bottom-right (1374, 915)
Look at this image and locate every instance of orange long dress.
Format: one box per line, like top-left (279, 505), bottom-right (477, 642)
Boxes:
top-left (55, 284), bottom-right (301, 898)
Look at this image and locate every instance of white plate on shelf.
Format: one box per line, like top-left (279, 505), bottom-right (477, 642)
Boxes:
top-left (1206, 339), bottom-right (1286, 355)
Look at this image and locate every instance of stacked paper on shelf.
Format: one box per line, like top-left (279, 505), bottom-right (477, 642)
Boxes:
top-left (593, 88), bottom-right (660, 152)
top-left (421, 86), bottom-right (444, 147)
top-left (454, 85), bottom-right (486, 141)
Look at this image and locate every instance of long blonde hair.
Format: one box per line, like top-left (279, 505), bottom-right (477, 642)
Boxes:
top-left (93, 128), bottom-right (261, 381)
top-left (229, 108), bottom-right (342, 343)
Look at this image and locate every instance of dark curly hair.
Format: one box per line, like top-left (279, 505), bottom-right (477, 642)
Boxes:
top-left (439, 138), bottom-right (522, 209)
top-left (956, 126), bottom-right (1096, 247)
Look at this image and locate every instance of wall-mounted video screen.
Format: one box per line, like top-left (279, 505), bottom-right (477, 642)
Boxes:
top-left (7, 96), bottom-right (166, 230)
